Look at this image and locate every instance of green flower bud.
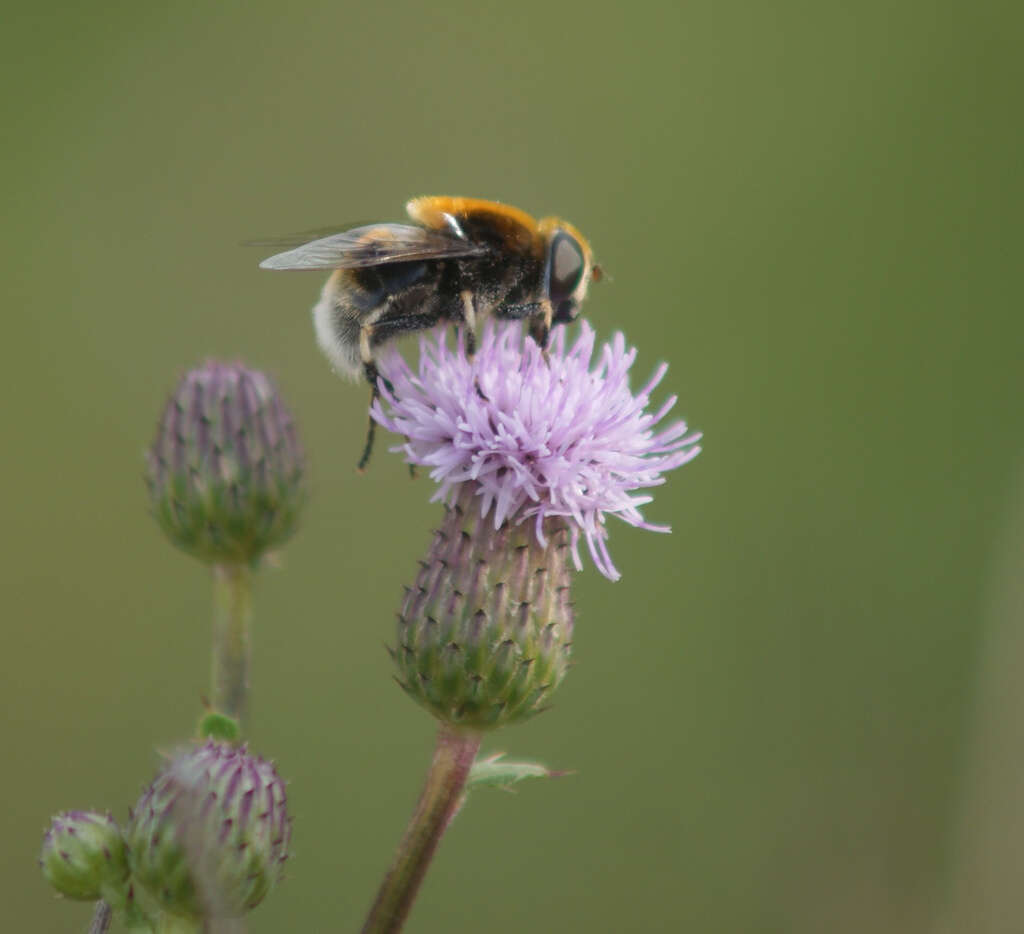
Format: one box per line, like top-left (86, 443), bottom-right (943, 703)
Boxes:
top-left (394, 487), bottom-right (575, 730)
top-left (40, 810), bottom-right (129, 902)
top-left (125, 741), bottom-right (290, 920)
top-left (146, 361), bottom-right (306, 565)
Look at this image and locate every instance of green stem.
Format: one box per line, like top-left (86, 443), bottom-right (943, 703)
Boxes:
top-left (361, 724), bottom-right (483, 934)
top-left (210, 562), bottom-right (253, 728)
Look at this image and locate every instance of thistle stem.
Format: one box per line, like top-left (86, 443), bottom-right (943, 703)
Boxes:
top-left (360, 725), bottom-right (482, 934)
top-left (88, 900), bottom-right (112, 934)
top-left (210, 562), bottom-right (253, 728)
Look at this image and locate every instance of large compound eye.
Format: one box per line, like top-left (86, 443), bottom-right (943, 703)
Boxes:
top-left (547, 231), bottom-right (586, 306)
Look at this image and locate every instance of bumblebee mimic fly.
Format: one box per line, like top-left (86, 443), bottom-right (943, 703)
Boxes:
top-left (260, 196), bottom-right (601, 469)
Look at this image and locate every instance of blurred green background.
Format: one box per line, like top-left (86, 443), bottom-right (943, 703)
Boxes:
top-left (3, 1), bottom-right (1021, 931)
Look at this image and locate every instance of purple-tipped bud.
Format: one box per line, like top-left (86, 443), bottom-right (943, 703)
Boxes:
top-left (395, 487), bottom-right (574, 730)
top-left (146, 361), bottom-right (306, 564)
top-left (125, 741), bottom-right (291, 920)
top-left (40, 810), bottom-right (129, 902)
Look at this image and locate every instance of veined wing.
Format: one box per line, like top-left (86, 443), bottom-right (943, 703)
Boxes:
top-left (244, 223), bottom-right (374, 249)
top-left (259, 223), bottom-right (489, 271)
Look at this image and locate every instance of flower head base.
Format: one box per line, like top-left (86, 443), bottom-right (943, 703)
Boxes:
top-left (373, 321), bottom-right (701, 580)
top-left (146, 361), bottom-right (306, 565)
top-left (394, 487), bottom-right (574, 730)
top-left (125, 741), bottom-right (290, 920)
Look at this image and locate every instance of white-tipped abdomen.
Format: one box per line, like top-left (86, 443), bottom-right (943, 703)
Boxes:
top-left (312, 275), bottom-right (363, 380)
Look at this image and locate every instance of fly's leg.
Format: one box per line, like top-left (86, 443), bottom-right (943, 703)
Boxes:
top-left (356, 320), bottom-right (392, 473)
top-left (357, 359), bottom-right (380, 473)
top-left (461, 290), bottom-right (488, 400)
top-left (496, 300), bottom-right (552, 356)
top-left (356, 359), bottom-right (404, 474)
top-left (460, 289), bottom-right (478, 357)
top-left (527, 299), bottom-right (554, 355)
top-left (360, 308), bottom-right (449, 476)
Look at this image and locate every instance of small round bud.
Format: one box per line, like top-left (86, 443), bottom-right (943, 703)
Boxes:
top-left (395, 487), bottom-right (574, 730)
top-left (40, 810), bottom-right (129, 902)
top-left (146, 361), bottom-right (306, 564)
top-left (125, 741), bottom-right (291, 920)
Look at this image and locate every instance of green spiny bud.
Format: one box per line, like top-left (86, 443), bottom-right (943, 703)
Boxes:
top-left (125, 741), bottom-right (291, 920)
top-left (40, 810), bottom-right (129, 902)
top-left (394, 486), bottom-right (575, 730)
top-left (146, 361), bottom-right (306, 565)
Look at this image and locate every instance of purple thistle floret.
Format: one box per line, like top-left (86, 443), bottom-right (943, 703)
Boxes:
top-left (372, 320), bottom-right (701, 580)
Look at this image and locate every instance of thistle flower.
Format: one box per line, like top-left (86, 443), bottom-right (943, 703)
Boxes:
top-left (146, 361), bottom-right (306, 565)
top-left (125, 740), bottom-right (291, 920)
top-left (39, 810), bottom-right (129, 903)
top-left (373, 320), bottom-right (700, 728)
top-left (374, 320), bottom-right (700, 581)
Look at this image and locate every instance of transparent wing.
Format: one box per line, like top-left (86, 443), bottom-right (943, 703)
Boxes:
top-left (243, 223), bottom-right (374, 249)
top-left (258, 223), bottom-right (489, 271)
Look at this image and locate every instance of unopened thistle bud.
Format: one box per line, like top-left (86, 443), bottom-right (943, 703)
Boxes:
top-left (40, 810), bottom-right (129, 903)
top-left (374, 321), bottom-right (701, 729)
top-left (396, 487), bottom-right (574, 729)
top-left (146, 361), bottom-right (306, 565)
top-left (125, 741), bottom-right (291, 920)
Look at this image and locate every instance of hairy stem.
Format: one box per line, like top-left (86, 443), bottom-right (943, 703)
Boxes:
top-left (210, 562), bottom-right (253, 727)
top-left (360, 725), bottom-right (482, 934)
top-left (88, 901), bottom-right (112, 934)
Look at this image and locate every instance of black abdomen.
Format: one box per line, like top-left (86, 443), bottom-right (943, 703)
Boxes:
top-left (349, 260), bottom-right (432, 311)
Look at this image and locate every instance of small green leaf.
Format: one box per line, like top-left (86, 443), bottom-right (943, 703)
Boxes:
top-left (466, 752), bottom-right (572, 792)
top-left (197, 711), bottom-right (240, 744)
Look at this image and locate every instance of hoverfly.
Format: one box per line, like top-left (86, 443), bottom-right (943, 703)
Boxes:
top-left (261, 196), bottom-right (600, 468)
